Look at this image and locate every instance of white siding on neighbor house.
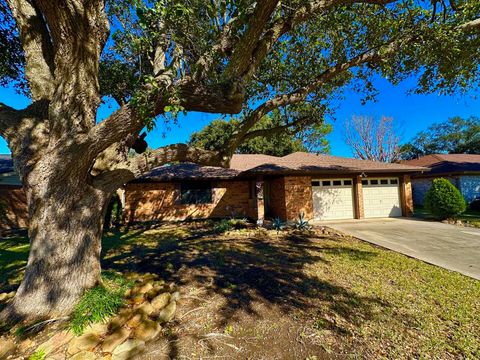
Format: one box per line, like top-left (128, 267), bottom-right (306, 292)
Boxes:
top-left (459, 175), bottom-right (480, 203)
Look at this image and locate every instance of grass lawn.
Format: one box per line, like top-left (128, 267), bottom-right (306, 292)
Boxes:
top-left (414, 205), bottom-right (480, 227)
top-left (1, 222), bottom-right (479, 358)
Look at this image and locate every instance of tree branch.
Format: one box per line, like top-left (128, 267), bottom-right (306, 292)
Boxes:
top-left (0, 102), bottom-right (22, 139)
top-left (224, 0), bottom-right (281, 79)
top-left (224, 38), bottom-right (406, 153)
top-left (7, 0), bottom-right (55, 101)
top-left (93, 143), bottom-right (228, 191)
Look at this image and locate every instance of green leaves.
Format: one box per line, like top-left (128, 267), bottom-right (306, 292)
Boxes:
top-left (425, 178), bottom-right (467, 220)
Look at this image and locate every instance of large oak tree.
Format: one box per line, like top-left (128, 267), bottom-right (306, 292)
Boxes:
top-left (0, 0), bottom-right (479, 322)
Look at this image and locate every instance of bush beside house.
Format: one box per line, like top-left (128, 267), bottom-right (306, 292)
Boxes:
top-left (424, 178), bottom-right (467, 219)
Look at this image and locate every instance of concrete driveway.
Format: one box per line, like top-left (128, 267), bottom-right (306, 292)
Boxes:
top-left (321, 218), bottom-right (480, 280)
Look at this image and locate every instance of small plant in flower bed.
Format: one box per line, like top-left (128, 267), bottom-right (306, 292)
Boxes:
top-left (293, 212), bottom-right (311, 231)
top-left (69, 271), bottom-right (133, 335)
top-left (272, 217), bottom-right (285, 232)
top-left (213, 218), bottom-right (249, 233)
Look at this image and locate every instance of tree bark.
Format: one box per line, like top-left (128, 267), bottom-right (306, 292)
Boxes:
top-left (1, 158), bottom-right (112, 322)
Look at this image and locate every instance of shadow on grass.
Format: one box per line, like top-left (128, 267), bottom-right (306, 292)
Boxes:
top-left (101, 224), bottom-right (389, 356)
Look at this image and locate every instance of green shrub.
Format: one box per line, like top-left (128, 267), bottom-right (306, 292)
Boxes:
top-left (69, 271), bottom-right (132, 335)
top-left (213, 219), bottom-right (233, 233)
top-left (424, 178), bottom-right (466, 219)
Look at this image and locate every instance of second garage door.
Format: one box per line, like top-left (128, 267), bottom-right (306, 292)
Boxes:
top-left (312, 179), bottom-right (354, 220)
top-left (362, 178), bottom-right (402, 218)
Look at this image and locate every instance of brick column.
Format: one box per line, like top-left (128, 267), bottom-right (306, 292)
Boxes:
top-left (400, 175), bottom-right (414, 217)
top-left (255, 178), bottom-right (265, 225)
top-left (353, 175), bottom-right (365, 219)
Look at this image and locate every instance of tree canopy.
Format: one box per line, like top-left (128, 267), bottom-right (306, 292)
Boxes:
top-left (1, 0), bottom-right (480, 321)
top-left (189, 113), bottom-right (331, 157)
top-left (400, 116), bottom-right (480, 159)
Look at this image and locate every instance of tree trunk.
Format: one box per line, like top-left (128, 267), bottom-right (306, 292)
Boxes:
top-left (2, 163), bottom-right (112, 322)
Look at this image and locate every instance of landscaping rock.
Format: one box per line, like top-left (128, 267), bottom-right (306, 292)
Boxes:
top-left (145, 288), bottom-right (160, 300)
top-left (112, 339), bottom-right (145, 360)
top-left (84, 322), bottom-right (109, 336)
top-left (138, 282), bottom-right (153, 294)
top-left (109, 309), bottom-right (134, 331)
top-left (70, 351), bottom-right (97, 360)
top-left (151, 293), bottom-right (170, 312)
top-left (136, 302), bottom-right (154, 316)
top-left (171, 291), bottom-right (181, 301)
top-left (67, 333), bottom-right (101, 355)
top-left (0, 337), bottom-right (16, 359)
top-left (126, 313), bottom-right (143, 328)
top-left (35, 330), bottom-right (74, 355)
top-left (130, 294), bottom-right (145, 305)
top-left (158, 300), bottom-right (176, 323)
top-left (133, 318), bottom-right (161, 341)
top-left (101, 327), bottom-right (130, 353)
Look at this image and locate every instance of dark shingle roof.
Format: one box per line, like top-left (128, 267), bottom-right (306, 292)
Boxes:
top-left (402, 154), bottom-right (480, 175)
top-left (137, 152), bottom-right (428, 181)
top-left (135, 163), bottom-right (240, 181)
top-left (0, 154), bottom-right (14, 174)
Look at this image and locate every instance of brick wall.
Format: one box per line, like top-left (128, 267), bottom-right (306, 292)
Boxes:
top-left (400, 175), bottom-right (414, 216)
top-left (284, 176), bottom-right (313, 221)
top-left (124, 180), bottom-right (256, 223)
top-left (0, 186), bottom-right (28, 230)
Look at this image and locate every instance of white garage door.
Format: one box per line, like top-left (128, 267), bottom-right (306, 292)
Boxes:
top-left (362, 178), bottom-right (402, 218)
top-left (312, 179), bottom-right (354, 220)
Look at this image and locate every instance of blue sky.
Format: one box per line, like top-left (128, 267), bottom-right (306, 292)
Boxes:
top-left (1, 76), bottom-right (479, 157)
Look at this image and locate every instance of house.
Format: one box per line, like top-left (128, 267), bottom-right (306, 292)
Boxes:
top-left (401, 154), bottom-right (480, 205)
top-left (0, 152), bottom-right (428, 229)
top-left (0, 154), bottom-right (27, 230)
top-left (125, 152), bottom-right (428, 224)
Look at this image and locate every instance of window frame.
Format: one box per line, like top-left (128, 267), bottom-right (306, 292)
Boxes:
top-left (180, 181), bottom-right (213, 205)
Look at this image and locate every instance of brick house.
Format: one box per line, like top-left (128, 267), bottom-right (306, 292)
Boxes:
top-left (125, 152), bottom-right (427, 224)
top-left (0, 155), bottom-right (27, 230)
top-left (402, 154), bottom-right (480, 205)
top-left (0, 152), bottom-right (427, 229)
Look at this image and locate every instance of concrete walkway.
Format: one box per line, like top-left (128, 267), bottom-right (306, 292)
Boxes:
top-left (319, 218), bottom-right (480, 280)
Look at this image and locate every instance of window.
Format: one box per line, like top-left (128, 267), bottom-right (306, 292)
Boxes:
top-left (311, 181), bottom-right (320, 186)
top-left (343, 180), bottom-right (352, 186)
top-left (380, 179), bottom-right (389, 185)
top-left (390, 179), bottom-right (398, 185)
top-left (180, 182), bottom-right (213, 204)
top-left (370, 179), bottom-right (378, 185)
top-left (322, 180), bottom-right (331, 186)
top-left (333, 180), bottom-right (342, 186)
top-left (362, 180), bottom-right (368, 185)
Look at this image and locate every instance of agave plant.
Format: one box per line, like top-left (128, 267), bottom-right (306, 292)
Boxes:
top-left (272, 217), bottom-right (285, 232)
top-left (294, 212), bottom-right (311, 231)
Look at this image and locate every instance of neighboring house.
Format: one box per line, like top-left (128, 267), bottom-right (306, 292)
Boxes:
top-left (0, 154), bottom-right (27, 230)
top-left (125, 152), bottom-right (427, 224)
top-left (402, 154), bottom-right (480, 205)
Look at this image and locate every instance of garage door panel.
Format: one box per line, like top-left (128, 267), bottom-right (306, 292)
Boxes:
top-left (363, 179), bottom-right (402, 218)
top-left (312, 179), bottom-right (354, 220)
